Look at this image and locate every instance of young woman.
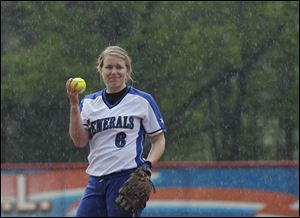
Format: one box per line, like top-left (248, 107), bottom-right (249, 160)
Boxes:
top-left (66, 46), bottom-right (166, 217)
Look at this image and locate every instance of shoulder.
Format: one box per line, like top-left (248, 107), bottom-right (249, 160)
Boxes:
top-left (128, 87), bottom-right (155, 103)
top-left (83, 89), bottom-right (104, 101)
top-left (80, 89), bottom-right (104, 110)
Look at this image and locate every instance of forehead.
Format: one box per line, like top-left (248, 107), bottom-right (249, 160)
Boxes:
top-left (103, 55), bottom-right (126, 65)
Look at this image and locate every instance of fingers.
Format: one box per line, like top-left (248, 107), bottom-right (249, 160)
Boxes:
top-left (66, 78), bottom-right (72, 89)
top-left (66, 78), bottom-right (78, 97)
top-left (66, 78), bottom-right (80, 106)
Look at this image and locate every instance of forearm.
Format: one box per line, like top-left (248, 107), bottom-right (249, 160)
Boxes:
top-left (69, 105), bottom-right (89, 148)
top-left (147, 133), bottom-right (165, 164)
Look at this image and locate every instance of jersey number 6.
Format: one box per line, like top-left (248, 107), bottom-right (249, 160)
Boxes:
top-left (115, 132), bottom-right (127, 148)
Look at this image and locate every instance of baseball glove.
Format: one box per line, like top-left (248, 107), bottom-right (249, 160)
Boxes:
top-left (115, 166), bottom-right (155, 215)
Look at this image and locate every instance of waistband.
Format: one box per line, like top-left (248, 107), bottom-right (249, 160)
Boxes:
top-left (90, 168), bottom-right (136, 181)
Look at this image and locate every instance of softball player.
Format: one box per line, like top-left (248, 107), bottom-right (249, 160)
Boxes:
top-left (66, 46), bottom-right (166, 217)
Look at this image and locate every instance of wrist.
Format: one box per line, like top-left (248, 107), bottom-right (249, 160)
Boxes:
top-left (70, 105), bottom-right (79, 110)
top-left (143, 160), bottom-right (152, 169)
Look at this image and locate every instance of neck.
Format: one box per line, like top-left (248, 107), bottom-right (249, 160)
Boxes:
top-left (106, 85), bottom-right (127, 94)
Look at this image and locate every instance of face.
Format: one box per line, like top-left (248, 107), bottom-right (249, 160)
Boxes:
top-left (101, 55), bottom-right (128, 93)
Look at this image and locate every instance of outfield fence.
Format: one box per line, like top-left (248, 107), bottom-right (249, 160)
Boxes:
top-left (1, 161), bottom-right (299, 217)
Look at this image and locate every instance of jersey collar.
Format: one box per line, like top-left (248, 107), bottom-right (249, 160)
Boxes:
top-left (102, 86), bottom-right (131, 109)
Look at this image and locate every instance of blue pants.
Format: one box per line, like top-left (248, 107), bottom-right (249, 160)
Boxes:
top-left (76, 168), bottom-right (145, 217)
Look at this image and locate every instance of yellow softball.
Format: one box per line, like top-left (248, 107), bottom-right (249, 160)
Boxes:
top-left (71, 77), bottom-right (86, 94)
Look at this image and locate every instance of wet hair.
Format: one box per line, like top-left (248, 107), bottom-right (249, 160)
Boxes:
top-left (97, 46), bottom-right (134, 83)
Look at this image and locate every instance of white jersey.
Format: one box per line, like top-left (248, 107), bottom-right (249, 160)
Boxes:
top-left (80, 86), bottom-right (166, 177)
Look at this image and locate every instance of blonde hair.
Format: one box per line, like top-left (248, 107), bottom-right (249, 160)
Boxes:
top-left (97, 46), bottom-right (134, 83)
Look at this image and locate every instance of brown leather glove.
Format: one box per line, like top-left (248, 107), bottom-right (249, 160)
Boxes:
top-left (115, 166), bottom-right (155, 215)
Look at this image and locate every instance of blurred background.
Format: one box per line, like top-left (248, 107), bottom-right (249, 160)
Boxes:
top-left (1, 1), bottom-right (299, 217)
top-left (1, 1), bottom-right (299, 163)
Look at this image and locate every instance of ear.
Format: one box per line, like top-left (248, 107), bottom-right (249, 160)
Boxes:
top-left (99, 71), bottom-right (104, 82)
top-left (125, 72), bottom-right (129, 81)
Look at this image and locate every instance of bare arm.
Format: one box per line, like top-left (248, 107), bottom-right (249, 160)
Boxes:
top-left (66, 78), bottom-right (89, 148)
top-left (147, 132), bottom-right (165, 165)
top-left (69, 105), bottom-right (89, 148)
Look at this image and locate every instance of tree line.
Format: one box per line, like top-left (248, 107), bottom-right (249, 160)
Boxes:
top-left (1, 1), bottom-right (299, 163)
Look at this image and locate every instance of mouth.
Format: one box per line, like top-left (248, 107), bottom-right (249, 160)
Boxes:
top-left (109, 77), bottom-right (120, 81)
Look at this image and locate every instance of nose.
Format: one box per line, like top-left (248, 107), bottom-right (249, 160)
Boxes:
top-left (111, 67), bottom-right (118, 74)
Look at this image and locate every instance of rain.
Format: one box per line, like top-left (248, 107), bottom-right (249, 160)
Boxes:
top-left (1, 1), bottom-right (299, 217)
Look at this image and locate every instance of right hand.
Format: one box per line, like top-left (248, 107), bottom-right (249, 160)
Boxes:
top-left (66, 78), bottom-right (79, 106)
